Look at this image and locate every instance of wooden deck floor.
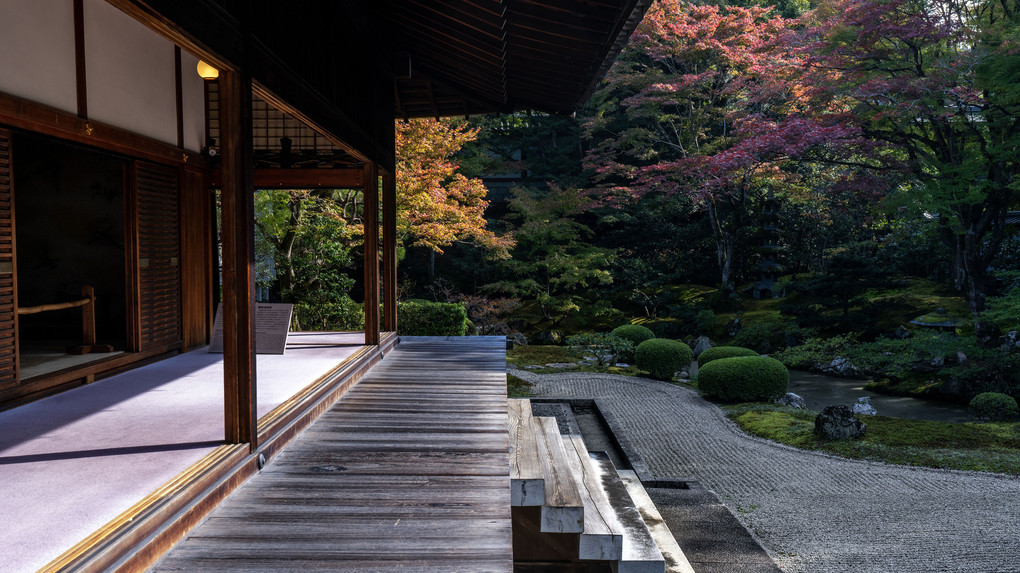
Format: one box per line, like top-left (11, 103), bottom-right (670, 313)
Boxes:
top-left (152, 337), bottom-right (512, 573)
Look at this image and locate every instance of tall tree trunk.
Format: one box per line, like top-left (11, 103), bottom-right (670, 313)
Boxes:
top-left (706, 199), bottom-right (736, 293)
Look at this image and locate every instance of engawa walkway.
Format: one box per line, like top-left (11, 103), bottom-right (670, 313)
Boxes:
top-left (513, 369), bottom-right (1020, 573)
top-left (153, 337), bottom-right (512, 572)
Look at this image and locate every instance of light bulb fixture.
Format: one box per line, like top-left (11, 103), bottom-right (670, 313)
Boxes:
top-left (196, 60), bottom-right (219, 80)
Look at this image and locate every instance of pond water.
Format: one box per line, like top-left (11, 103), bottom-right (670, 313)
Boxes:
top-left (787, 370), bottom-right (972, 423)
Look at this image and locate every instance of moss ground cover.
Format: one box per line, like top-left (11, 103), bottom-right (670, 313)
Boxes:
top-left (507, 374), bottom-right (534, 398)
top-left (724, 403), bottom-right (1020, 474)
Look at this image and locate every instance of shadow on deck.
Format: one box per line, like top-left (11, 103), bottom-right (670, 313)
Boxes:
top-left (0, 331), bottom-right (394, 573)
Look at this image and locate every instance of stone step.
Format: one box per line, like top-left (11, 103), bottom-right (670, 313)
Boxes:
top-left (587, 452), bottom-right (665, 573)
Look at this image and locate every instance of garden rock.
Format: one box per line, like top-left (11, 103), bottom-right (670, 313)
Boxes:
top-left (1002, 330), bottom-right (1019, 351)
top-left (955, 351), bottom-right (968, 365)
top-left (893, 325), bottom-right (912, 339)
top-left (815, 405), bottom-right (867, 440)
top-left (691, 336), bottom-right (714, 357)
top-left (506, 332), bottom-right (527, 350)
top-left (534, 330), bottom-right (562, 345)
top-left (853, 396), bottom-right (877, 416)
top-left (775, 392), bottom-right (807, 409)
top-left (821, 356), bottom-right (859, 377)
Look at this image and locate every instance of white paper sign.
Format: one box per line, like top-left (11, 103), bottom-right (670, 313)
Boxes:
top-left (208, 303), bottom-right (293, 355)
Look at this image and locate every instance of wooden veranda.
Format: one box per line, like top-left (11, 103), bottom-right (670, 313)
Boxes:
top-left (152, 337), bottom-right (511, 572)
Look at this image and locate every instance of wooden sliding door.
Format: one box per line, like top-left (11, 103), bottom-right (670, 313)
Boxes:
top-left (0, 129), bottom-right (17, 388)
top-left (130, 161), bottom-right (182, 352)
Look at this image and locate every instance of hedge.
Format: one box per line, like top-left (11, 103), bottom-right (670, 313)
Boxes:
top-left (398, 301), bottom-right (469, 336)
top-left (698, 356), bottom-right (789, 402)
top-left (969, 392), bottom-right (1020, 422)
top-left (611, 324), bottom-right (656, 346)
top-left (635, 339), bottom-right (693, 380)
top-left (697, 346), bottom-right (759, 367)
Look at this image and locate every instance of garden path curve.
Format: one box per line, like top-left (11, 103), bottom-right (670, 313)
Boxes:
top-left (509, 368), bottom-right (1020, 573)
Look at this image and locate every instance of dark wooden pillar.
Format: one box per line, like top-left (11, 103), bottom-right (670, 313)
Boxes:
top-left (363, 162), bottom-right (380, 346)
top-left (382, 170), bottom-right (397, 333)
top-left (218, 69), bottom-right (257, 450)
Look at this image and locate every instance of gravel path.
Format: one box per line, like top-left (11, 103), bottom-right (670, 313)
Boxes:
top-left (510, 368), bottom-right (1020, 573)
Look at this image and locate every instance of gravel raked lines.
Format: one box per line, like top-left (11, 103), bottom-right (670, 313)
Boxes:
top-left (510, 368), bottom-right (1020, 573)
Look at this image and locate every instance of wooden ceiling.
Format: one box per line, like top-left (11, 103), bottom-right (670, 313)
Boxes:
top-left (384, 0), bottom-right (651, 118)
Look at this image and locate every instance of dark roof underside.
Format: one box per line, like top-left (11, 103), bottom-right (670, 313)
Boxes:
top-left (384, 0), bottom-right (650, 118)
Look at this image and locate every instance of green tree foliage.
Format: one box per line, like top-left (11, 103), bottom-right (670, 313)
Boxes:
top-left (489, 185), bottom-right (615, 327)
top-left (800, 0), bottom-right (1020, 318)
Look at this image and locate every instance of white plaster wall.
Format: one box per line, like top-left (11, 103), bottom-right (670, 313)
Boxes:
top-left (179, 51), bottom-right (206, 152)
top-left (84, 0), bottom-right (177, 146)
top-left (0, 0), bottom-right (77, 114)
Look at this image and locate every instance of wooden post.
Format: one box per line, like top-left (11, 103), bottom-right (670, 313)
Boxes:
top-left (219, 68), bottom-right (258, 450)
top-left (382, 170), bottom-right (397, 333)
top-left (363, 162), bottom-right (380, 346)
top-left (81, 285), bottom-right (96, 347)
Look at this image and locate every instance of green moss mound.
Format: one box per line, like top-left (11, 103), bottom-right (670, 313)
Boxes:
top-left (398, 301), bottom-right (469, 336)
top-left (697, 346), bottom-right (759, 367)
top-left (968, 392), bottom-right (1020, 422)
top-left (611, 324), bottom-right (656, 346)
top-left (635, 339), bottom-right (693, 380)
top-left (699, 356), bottom-right (789, 402)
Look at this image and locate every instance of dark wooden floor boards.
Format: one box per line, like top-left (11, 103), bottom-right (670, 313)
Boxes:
top-left (152, 337), bottom-right (511, 572)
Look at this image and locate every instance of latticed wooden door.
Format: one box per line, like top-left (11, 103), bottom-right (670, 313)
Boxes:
top-left (0, 129), bottom-right (17, 388)
top-left (132, 161), bottom-right (182, 351)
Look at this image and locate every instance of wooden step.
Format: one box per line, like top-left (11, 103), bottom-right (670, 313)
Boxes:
top-left (587, 452), bottom-right (665, 573)
top-left (508, 399), bottom-right (545, 506)
top-left (564, 435), bottom-right (624, 561)
top-left (534, 416), bottom-right (584, 533)
top-left (618, 470), bottom-right (696, 573)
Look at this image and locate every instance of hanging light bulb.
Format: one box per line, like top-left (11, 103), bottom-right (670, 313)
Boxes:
top-left (196, 60), bottom-right (219, 80)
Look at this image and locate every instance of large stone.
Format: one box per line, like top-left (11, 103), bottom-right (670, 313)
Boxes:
top-left (506, 332), bottom-right (528, 350)
top-left (775, 392), bottom-right (807, 409)
top-left (853, 396), bottom-right (877, 416)
top-left (691, 336), bottom-right (714, 358)
top-left (821, 356), bottom-right (859, 377)
top-left (533, 330), bottom-right (562, 345)
top-left (815, 405), bottom-right (867, 440)
top-left (1002, 330), bottom-right (1019, 351)
top-left (893, 325), bottom-right (912, 339)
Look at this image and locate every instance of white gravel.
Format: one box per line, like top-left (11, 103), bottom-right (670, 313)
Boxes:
top-left (510, 369), bottom-right (1020, 573)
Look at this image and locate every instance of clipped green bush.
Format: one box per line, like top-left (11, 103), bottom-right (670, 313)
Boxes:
top-left (611, 324), bottom-right (656, 346)
top-left (698, 356), bottom-right (790, 402)
top-left (635, 339), bottom-right (693, 380)
top-left (969, 392), bottom-right (1020, 422)
top-left (566, 333), bottom-right (633, 367)
top-left (698, 346), bottom-right (759, 367)
top-left (398, 301), bottom-right (469, 336)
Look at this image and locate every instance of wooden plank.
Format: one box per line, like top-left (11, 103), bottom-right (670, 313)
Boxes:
top-left (564, 435), bottom-right (624, 561)
top-left (588, 454), bottom-right (664, 573)
top-left (534, 416), bottom-right (584, 533)
top-left (154, 338), bottom-right (512, 572)
top-left (508, 399), bottom-right (545, 506)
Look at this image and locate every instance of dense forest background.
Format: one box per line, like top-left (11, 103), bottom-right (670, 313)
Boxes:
top-left (255, 0), bottom-right (1020, 403)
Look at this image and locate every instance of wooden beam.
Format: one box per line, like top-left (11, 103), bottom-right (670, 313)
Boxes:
top-left (218, 68), bottom-right (257, 450)
top-left (382, 170), bottom-right (397, 333)
top-left (175, 46), bottom-right (184, 149)
top-left (73, 0), bottom-right (87, 119)
top-left (363, 162), bottom-right (380, 346)
top-left (382, 169), bottom-right (397, 328)
top-left (246, 168), bottom-right (362, 190)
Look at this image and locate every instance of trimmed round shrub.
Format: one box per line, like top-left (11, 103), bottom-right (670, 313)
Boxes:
top-left (969, 392), bottom-right (1020, 422)
top-left (635, 339), bottom-right (693, 380)
top-left (698, 356), bottom-right (789, 402)
top-left (611, 324), bottom-right (656, 346)
top-left (697, 345), bottom-right (758, 367)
